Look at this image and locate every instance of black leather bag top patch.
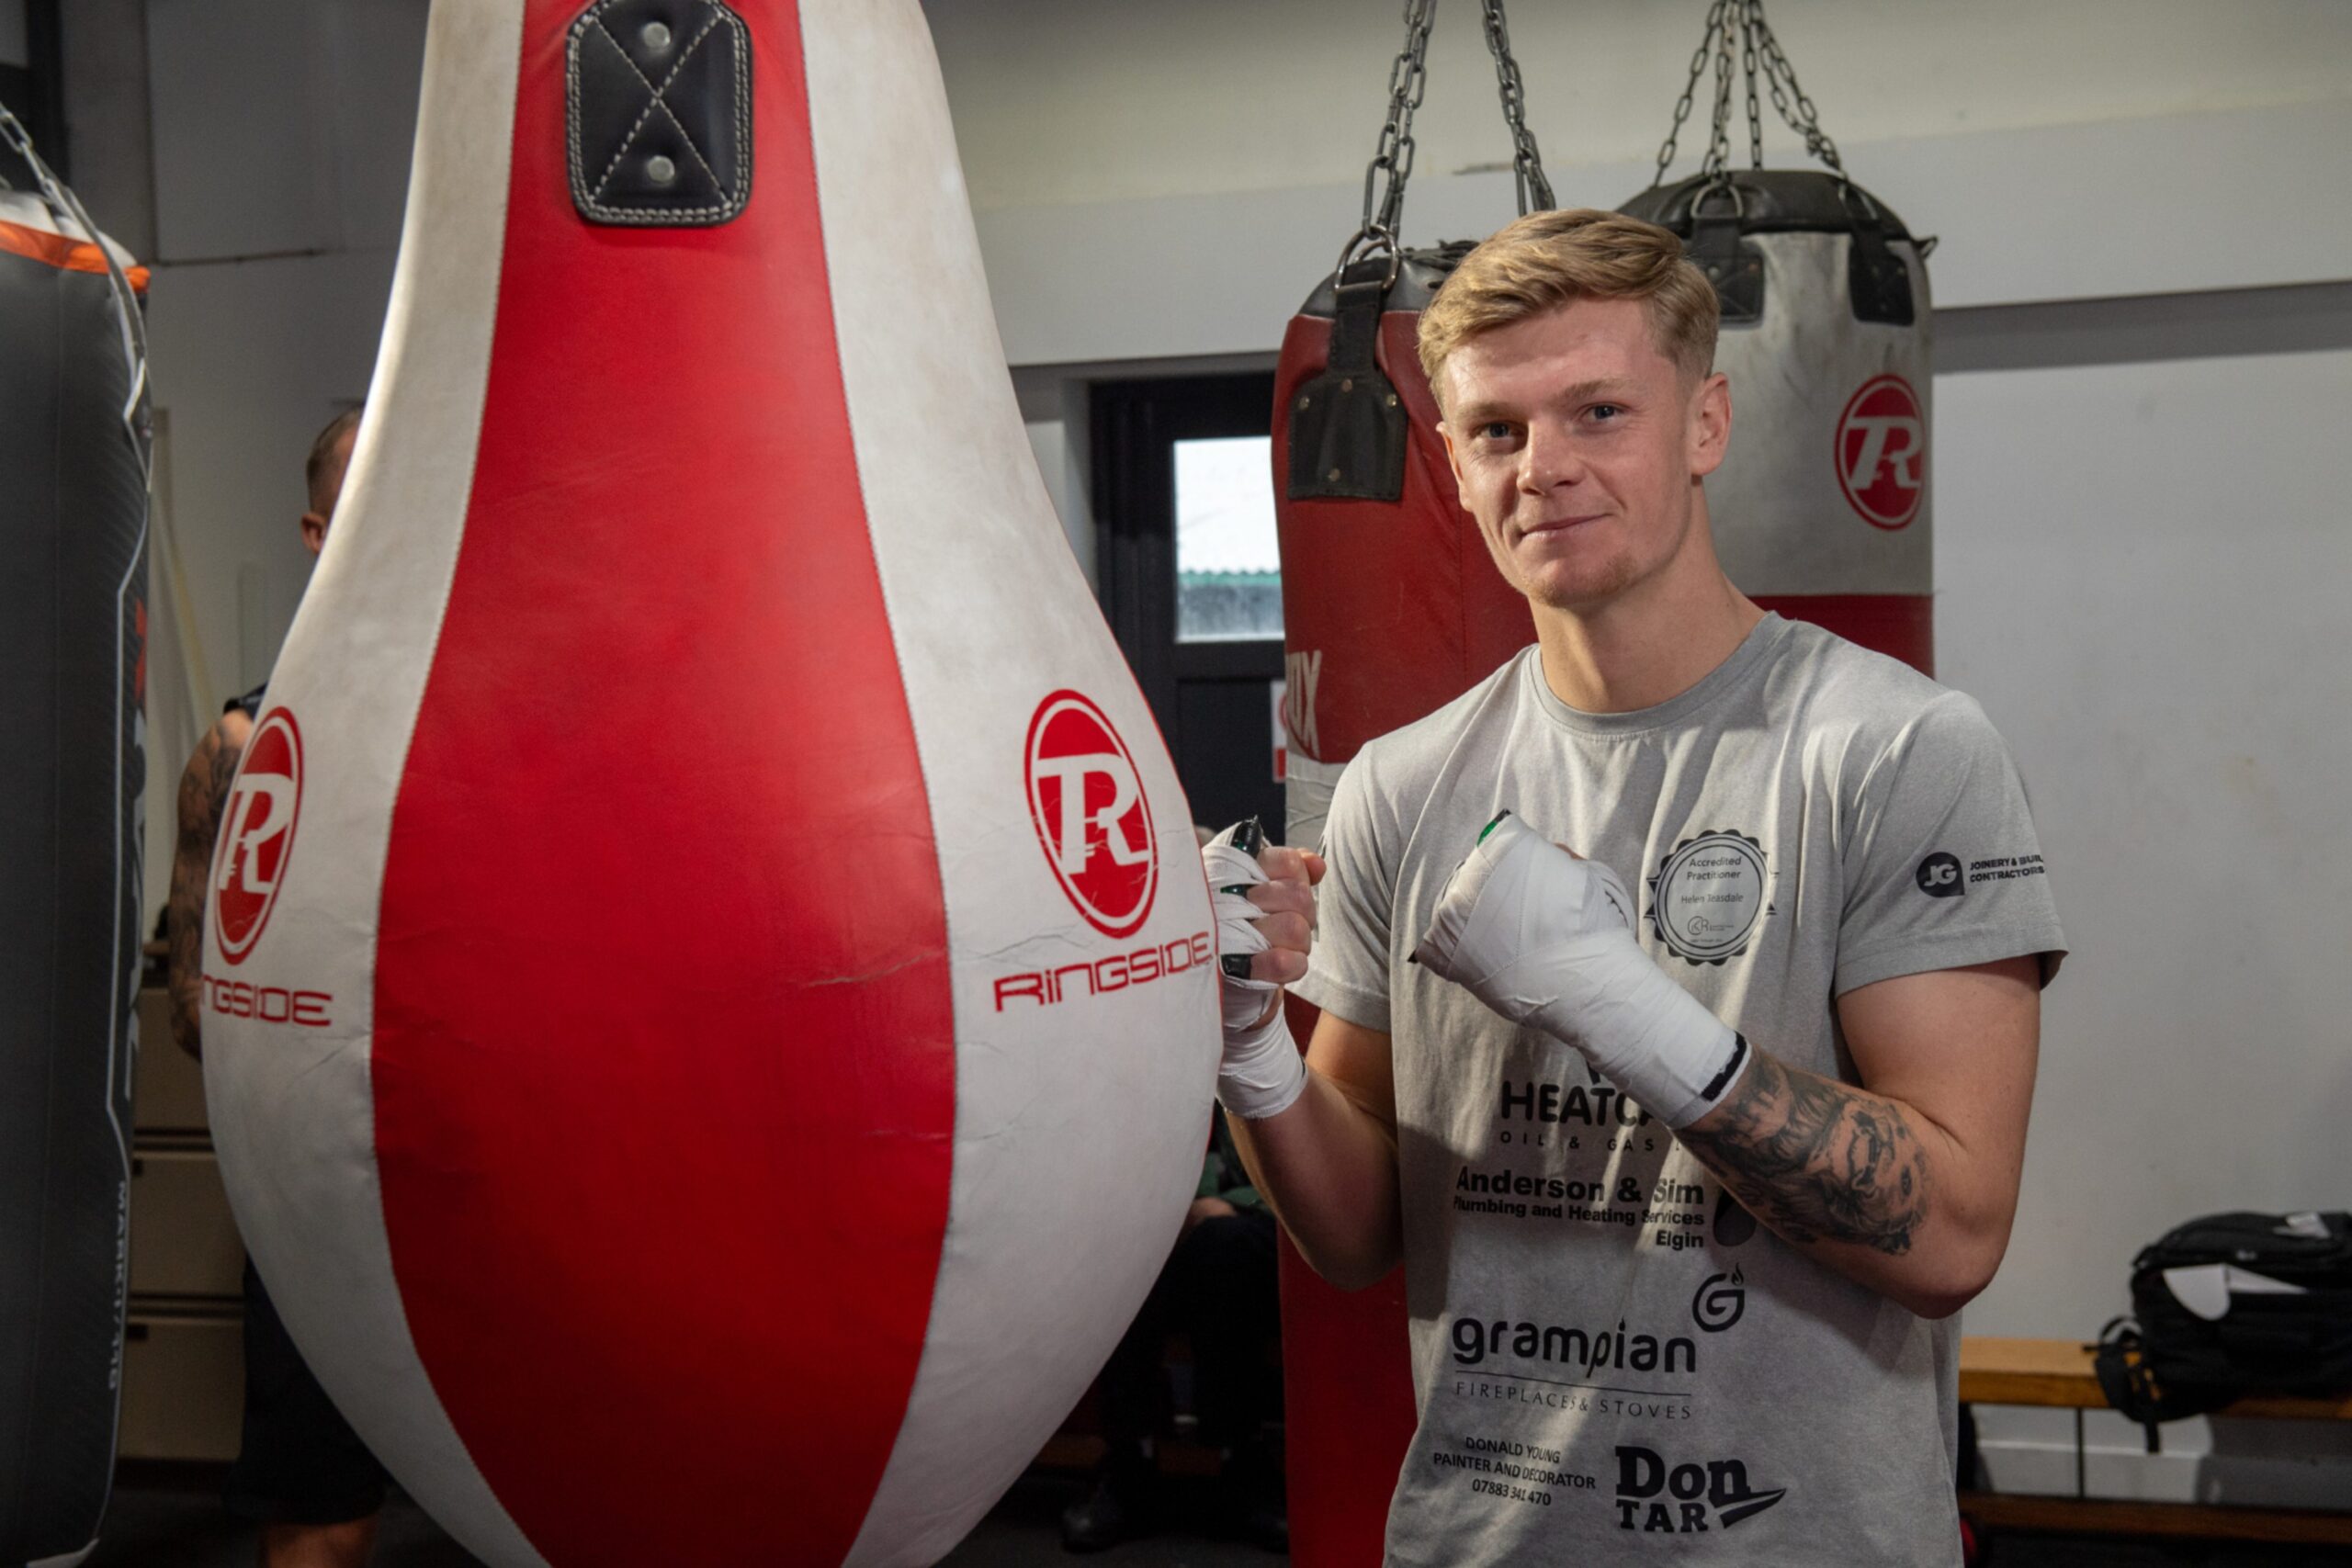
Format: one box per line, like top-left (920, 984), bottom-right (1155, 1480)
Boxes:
top-left (567, 0), bottom-right (752, 227)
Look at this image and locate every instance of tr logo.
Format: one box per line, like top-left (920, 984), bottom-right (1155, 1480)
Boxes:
top-left (1025, 690), bottom-right (1159, 939)
top-left (1916, 852), bottom-right (1965, 898)
top-left (211, 709), bottom-right (304, 965)
top-left (1834, 374), bottom-right (1926, 530)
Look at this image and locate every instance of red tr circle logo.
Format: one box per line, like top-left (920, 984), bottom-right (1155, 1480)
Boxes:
top-left (1025, 691), bottom-right (1158, 939)
top-left (1834, 374), bottom-right (1926, 530)
top-left (211, 708), bottom-right (304, 966)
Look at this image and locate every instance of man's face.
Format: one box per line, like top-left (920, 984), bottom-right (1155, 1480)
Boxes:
top-left (300, 425), bottom-right (358, 558)
top-left (1437, 298), bottom-right (1727, 613)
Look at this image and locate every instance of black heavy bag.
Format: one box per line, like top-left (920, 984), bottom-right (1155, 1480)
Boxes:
top-left (0, 107), bottom-right (152, 1565)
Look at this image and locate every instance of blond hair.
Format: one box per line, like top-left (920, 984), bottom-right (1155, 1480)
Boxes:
top-left (1417, 209), bottom-right (1718, 401)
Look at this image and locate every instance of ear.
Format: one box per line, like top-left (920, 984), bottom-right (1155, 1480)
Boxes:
top-left (300, 511), bottom-right (329, 556)
top-left (1437, 417), bottom-right (1469, 492)
top-left (1688, 370), bottom-right (1731, 479)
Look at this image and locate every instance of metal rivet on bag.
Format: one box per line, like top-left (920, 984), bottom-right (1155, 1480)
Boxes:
top-left (646, 154), bottom-right (677, 186)
top-left (1297, 395), bottom-right (1311, 412)
top-left (1386, 394), bottom-right (1398, 408)
top-left (1327, 468), bottom-right (1341, 483)
top-left (1340, 378), bottom-right (1354, 393)
top-left (642, 20), bottom-right (673, 51)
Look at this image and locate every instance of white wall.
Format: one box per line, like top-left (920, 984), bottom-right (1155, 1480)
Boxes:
top-left (111, 0), bottom-right (421, 928)
top-left (1939, 342), bottom-right (2352, 1498)
top-left (927, 0), bottom-right (2352, 212)
top-left (76, 0), bottom-right (2352, 1506)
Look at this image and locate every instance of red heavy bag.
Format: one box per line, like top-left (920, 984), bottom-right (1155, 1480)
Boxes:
top-left (1269, 7), bottom-right (1558, 1560)
top-left (200, 5), bottom-right (1216, 1564)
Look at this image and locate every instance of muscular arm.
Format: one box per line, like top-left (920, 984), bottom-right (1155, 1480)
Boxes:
top-left (1227, 1010), bottom-right (1405, 1292)
top-left (1674, 955), bottom-right (2041, 1318)
top-left (166, 712), bottom-right (250, 1059)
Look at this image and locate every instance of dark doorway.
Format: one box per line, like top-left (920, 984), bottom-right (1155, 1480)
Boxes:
top-left (0, 0), bottom-right (67, 189)
top-left (1091, 370), bottom-right (1288, 839)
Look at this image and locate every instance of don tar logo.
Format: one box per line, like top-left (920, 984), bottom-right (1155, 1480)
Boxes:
top-left (1025, 690), bottom-right (1158, 939)
top-left (211, 708), bottom-right (304, 965)
top-left (1615, 1444), bottom-right (1786, 1534)
top-left (1835, 374), bottom-right (1926, 530)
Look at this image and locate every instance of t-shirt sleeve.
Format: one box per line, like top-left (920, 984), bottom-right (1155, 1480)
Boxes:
top-left (1836, 691), bottom-right (2067, 996)
top-left (1290, 750), bottom-right (1396, 1033)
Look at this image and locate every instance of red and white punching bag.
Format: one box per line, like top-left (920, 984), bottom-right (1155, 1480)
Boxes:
top-left (200, 6), bottom-right (1216, 1564)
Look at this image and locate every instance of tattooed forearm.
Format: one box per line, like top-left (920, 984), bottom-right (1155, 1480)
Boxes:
top-left (1675, 1050), bottom-right (1930, 1256)
top-left (166, 725), bottom-right (245, 1059)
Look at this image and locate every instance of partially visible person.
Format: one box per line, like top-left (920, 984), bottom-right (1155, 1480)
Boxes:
top-left (168, 405), bottom-right (386, 1568)
top-left (1061, 1106), bottom-right (1285, 1554)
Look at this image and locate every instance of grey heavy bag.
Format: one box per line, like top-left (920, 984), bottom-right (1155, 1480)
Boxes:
top-left (1618, 169), bottom-right (1935, 671)
top-left (0, 106), bottom-right (152, 1567)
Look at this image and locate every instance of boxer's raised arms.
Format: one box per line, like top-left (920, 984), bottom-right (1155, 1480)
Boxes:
top-left (1218, 840), bottom-right (2039, 1317)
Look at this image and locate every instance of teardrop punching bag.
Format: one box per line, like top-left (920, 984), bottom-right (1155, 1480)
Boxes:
top-left (199, 6), bottom-right (1215, 1565)
top-left (1272, 8), bottom-right (1933, 1562)
top-left (0, 112), bottom-right (151, 1568)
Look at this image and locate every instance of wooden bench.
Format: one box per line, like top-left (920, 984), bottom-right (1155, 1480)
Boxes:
top-left (1958, 1336), bottom-right (2352, 1547)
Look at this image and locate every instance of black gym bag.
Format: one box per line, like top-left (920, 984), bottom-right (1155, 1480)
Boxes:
top-left (2094, 1211), bottom-right (2352, 1446)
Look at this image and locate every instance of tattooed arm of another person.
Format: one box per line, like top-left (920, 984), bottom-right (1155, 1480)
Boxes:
top-left (166, 710), bottom-right (252, 1059)
top-left (1674, 956), bottom-right (2041, 1318)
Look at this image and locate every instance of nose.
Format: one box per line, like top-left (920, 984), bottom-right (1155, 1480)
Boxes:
top-left (1518, 419), bottom-right (1587, 493)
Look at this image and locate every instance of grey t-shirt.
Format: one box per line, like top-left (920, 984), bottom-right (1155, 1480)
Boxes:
top-left (1294, 615), bottom-right (2065, 1567)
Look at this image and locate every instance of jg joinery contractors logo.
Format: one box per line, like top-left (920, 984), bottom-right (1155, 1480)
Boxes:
top-left (1025, 690), bottom-right (1158, 939)
top-left (210, 709), bottom-right (304, 965)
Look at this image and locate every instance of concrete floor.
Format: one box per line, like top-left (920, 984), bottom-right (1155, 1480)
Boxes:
top-left (82, 1469), bottom-right (1282, 1568)
top-left (78, 1468), bottom-right (2352, 1567)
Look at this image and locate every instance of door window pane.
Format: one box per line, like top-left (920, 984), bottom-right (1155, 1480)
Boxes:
top-left (1175, 435), bottom-right (1282, 642)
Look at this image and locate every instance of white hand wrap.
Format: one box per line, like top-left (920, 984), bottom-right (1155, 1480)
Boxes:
top-left (1411, 812), bottom-right (1749, 1129)
top-left (1204, 821), bottom-right (1308, 1121)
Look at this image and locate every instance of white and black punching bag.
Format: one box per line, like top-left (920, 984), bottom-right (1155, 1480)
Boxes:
top-left (1618, 170), bottom-right (1935, 671)
top-left (0, 125), bottom-right (151, 1568)
top-left (199, 6), bottom-right (1216, 1565)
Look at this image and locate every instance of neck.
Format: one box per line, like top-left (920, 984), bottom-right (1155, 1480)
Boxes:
top-left (1532, 498), bottom-right (1764, 715)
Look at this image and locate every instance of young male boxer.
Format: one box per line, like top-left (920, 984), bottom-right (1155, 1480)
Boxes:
top-left (1206, 209), bottom-right (2064, 1564)
top-left (170, 406), bottom-right (389, 1568)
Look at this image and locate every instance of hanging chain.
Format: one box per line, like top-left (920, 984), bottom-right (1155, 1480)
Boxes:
top-left (1648, 0), bottom-right (1849, 187)
top-left (1741, 8), bottom-right (1764, 172)
top-left (1749, 2), bottom-right (1846, 177)
top-left (1699, 2), bottom-right (1738, 185)
top-left (1355, 0), bottom-right (1439, 257)
top-left (1478, 0), bottom-right (1555, 215)
top-left (1651, 0), bottom-right (1727, 187)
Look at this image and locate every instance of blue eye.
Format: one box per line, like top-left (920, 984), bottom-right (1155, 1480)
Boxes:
top-left (1589, 403), bottom-right (1624, 422)
top-left (1481, 422), bottom-right (1513, 440)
